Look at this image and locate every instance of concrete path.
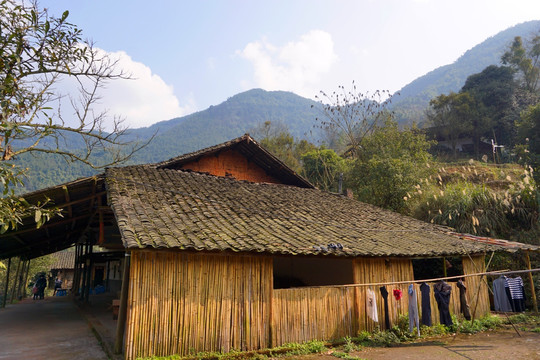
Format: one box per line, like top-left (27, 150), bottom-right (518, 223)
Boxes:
top-left (0, 296), bottom-right (108, 360)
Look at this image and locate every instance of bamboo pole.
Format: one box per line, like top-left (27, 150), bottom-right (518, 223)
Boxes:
top-left (115, 252), bottom-right (131, 354)
top-left (2, 258), bottom-right (11, 308)
top-left (524, 251), bottom-right (538, 313)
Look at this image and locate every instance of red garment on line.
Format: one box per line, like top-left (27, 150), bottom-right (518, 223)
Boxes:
top-left (393, 289), bottom-right (403, 300)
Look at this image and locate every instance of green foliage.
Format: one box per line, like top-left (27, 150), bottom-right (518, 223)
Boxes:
top-left (250, 121), bottom-right (316, 173)
top-left (348, 119), bottom-right (434, 212)
top-left (502, 35), bottom-right (540, 93)
top-left (427, 92), bottom-right (475, 158)
top-left (0, 255), bottom-right (54, 304)
top-left (408, 164), bottom-right (538, 238)
top-left (301, 148), bottom-right (349, 192)
top-left (0, 0), bottom-right (142, 231)
top-left (331, 351), bottom-right (366, 360)
top-left (342, 336), bottom-right (361, 353)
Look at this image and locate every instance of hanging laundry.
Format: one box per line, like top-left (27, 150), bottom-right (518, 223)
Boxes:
top-left (419, 282), bottom-right (432, 326)
top-left (506, 276), bottom-right (526, 312)
top-left (366, 288), bottom-right (379, 322)
top-left (433, 280), bottom-right (453, 326)
top-left (456, 279), bottom-right (471, 320)
top-left (408, 284), bottom-right (420, 336)
top-left (493, 276), bottom-right (513, 312)
top-left (379, 286), bottom-right (390, 329)
top-left (393, 289), bottom-right (403, 301)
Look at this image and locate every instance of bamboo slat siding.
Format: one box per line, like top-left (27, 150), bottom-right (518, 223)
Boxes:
top-left (271, 286), bottom-right (356, 346)
top-left (352, 257), bottom-right (415, 331)
top-left (462, 255), bottom-right (490, 318)
top-left (125, 251), bottom-right (272, 360)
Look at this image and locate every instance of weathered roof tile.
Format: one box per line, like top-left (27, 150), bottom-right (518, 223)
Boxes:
top-left (105, 166), bottom-right (499, 257)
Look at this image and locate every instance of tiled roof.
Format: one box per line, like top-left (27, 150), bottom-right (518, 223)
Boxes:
top-left (49, 248), bottom-right (76, 269)
top-left (106, 166), bottom-right (496, 257)
top-left (449, 232), bottom-right (540, 253)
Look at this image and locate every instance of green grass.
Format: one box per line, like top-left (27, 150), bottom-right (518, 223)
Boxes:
top-left (137, 313), bottom-right (540, 360)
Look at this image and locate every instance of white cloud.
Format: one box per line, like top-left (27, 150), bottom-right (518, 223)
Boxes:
top-left (98, 50), bottom-right (194, 129)
top-left (54, 49), bottom-right (193, 132)
top-left (238, 30), bottom-right (338, 98)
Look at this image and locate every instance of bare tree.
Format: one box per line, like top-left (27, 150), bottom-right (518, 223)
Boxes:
top-left (0, 0), bottom-right (150, 231)
top-left (313, 81), bottom-right (394, 159)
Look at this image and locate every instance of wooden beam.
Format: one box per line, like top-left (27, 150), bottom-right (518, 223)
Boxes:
top-left (115, 252), bottom-right (131, 354)
top-left (0, 214), bottom-right (92, 239)
top-left (9, 259), bottom-right (21, 304)
top-left (98, 197), bottom-right (105, 245)
top-left (525, 251), bottom-right (538, 313)
top-left (2, 229), bottom-right (84, 259)
top-left (2, 258), bottom-right (11, 308)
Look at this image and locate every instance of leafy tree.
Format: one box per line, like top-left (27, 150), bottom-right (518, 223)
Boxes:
top-left (461, 65), bottom-right (517, 147)
top-left (502, 35), bottom-right (540, 93)
top-left (427, 92), bottom-right (474, 158)
top-left (313, 81), bottom-right (394, 158)
top-left (301, 148), bottom-right (349, 192)
top-left (250, 121), bottom-right (316, 172)
top-left (348, 119), bottom-right (434, 212)
top-left (0, 1), bottom-right (147, 232)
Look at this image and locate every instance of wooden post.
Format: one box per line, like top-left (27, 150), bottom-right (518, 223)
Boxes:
top-left (80, 242), bottom-right (88, 301)
top-left (21, 260), bottom-right (29, 299)
top-left (524, 251), bottom-right (538, 313)
top-left (442, 257), bottom-right (447, 277)
top-left (2, 258), bottom-right (12, 308)
top-left (106, 259), bottom-right (110, 292)
top-left (10, 258), bottom-right (21, 303)
top-left (15, 260), bottom-right (27, 301)
top-left (72, 244), bottom-right (79, 294)
top-left (115, 252), bottom-right (131, 354)
top-left (85, 240), bottom-right (94, 303)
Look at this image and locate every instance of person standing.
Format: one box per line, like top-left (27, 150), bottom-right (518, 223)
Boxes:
top-left (53, 277), bottom-right (62, 296)
top-left (35, 274), bottom-right (47, 300)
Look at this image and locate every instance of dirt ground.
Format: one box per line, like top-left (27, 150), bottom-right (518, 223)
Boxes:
top-left (286, 329), bottom-right (540, 360)
top-left (0, 296), bottom-right (108, 360)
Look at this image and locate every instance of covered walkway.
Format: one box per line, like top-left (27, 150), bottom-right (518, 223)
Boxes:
top-left (0, 296), bottom-right (108, 360)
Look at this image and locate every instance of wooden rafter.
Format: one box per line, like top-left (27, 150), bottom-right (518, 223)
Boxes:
top-left (0, 214), bottom-right (93, 239)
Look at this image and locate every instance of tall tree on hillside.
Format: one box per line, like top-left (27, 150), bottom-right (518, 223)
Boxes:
top-left (502, 35), bottom-right (540, 93)
top-left (427, 92), bottom-right (473, 158)
top-left (0, 1), bottom-right (147, 232)
top-left (462, 65), bottom-right (518, 147)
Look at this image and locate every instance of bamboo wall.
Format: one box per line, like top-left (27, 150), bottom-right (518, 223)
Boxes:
top-left (271, 255), bottom-right (491, 346)
top-left (353, 257), bottom-right (415, 331)
top-left (125, 251), bottom-right (273, 360)
top-left (271, 286), bottom-right (356, 346)
top-left (462, 255), bottom-right (490, 318)
top-left (124, 252), bottom-right (490, 359)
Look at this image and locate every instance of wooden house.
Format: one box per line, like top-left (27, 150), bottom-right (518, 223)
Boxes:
top-left (1, 134), bottom-right (537, 360)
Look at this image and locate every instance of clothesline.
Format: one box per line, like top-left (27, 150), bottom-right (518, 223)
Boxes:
top-left (283, 268), bottom-right (540, 290)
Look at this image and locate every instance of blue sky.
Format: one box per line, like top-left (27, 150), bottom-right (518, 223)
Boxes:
top-left (42, 0), bottom-right (540, 129)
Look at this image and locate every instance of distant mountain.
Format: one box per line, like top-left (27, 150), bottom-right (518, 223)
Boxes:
top-left (18, 89), bottom-right (322, 191)
top-left (126, 89), bottom-right (322, 164)
top-left (391, 20), bottom-right (540, 126)
top-left (16, 21), bottom-right (540, 192)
